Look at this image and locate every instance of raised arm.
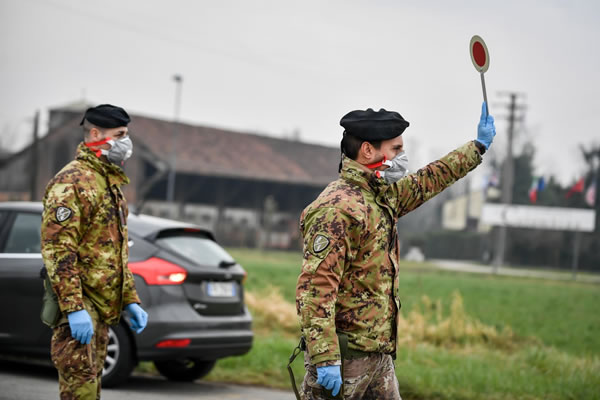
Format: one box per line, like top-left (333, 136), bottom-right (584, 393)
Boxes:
top-left (383, 102), bottom-right (496, 218)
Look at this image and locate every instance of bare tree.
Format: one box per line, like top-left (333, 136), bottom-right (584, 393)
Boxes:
top-left (0, 120), bottom-right (31, 154)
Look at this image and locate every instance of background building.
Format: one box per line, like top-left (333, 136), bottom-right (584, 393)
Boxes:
top-left (0, 102), bottom-right (340, 249)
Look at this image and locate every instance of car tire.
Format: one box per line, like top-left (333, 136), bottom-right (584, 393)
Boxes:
top-left (102, 324), bottom-right (135, 388)
top-left (154, 359), bottom-right (216, 382)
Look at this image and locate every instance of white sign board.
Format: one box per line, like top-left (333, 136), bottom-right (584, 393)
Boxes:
top-left (442, 196), bottom-right (467, 230)
top-left (481, 203), bottom-right (595, 232)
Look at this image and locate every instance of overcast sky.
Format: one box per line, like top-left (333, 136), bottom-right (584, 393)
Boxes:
top-left (1, 0), bottom-right (599, 186)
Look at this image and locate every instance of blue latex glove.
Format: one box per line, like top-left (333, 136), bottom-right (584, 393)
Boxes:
top-left (125, 303), bottom-right (148, 334)
top-left (316, 365), bottom-right (342, 396)
top-left (476, 102), bottom-right (496, 149)
top-left (67, 309), bottom-right (94, 345)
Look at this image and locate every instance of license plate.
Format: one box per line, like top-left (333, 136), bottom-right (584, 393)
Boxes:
top-left (207, 281), bottom-right (236, 297)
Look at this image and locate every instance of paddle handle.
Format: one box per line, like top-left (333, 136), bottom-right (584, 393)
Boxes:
top-left (480, 71), bottom-right (489, 117)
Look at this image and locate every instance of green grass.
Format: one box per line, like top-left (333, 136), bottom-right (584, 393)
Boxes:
top-left (173, 248), bottom-right (600, 399)
top-left (205, 335), bottom-right (306, 387)
top-left (394, 344), bottom-right (600, 400)
top-left (400, 269), bottom-right (600, 357)
top-left (229, 248), bottom-right (600, 357)
top-left (205, 335), bottom-right (600, 400)
top-left (232, 248), bottom-right (301, 302)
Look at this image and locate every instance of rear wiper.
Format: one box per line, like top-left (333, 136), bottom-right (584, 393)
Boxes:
top-left (219, 260), bottom-right (236, 269)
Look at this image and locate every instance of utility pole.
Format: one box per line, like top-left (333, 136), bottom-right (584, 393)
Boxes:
top-left (493, 93), bottom-right (526, 272)
top-left (595, 151), bottom-right (600, 233)
top-left (29, 110), bottom-right (40, 201)
top-left (580, 145), bottom-right (600, 232)
top-left (583, 146), bottom-right (600, 233)
top-left (572, 145), bottom-right (600, 279)
top-left (592, 148), bottom-right (600, 234)
top-left (166, 75), bottom-right (183, 211)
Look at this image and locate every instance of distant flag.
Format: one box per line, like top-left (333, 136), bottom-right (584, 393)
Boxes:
top-left (483, 172), bottom-right (501, 199)
top-left (566, 178), bottom-right (585, 198)
top-left (585, 181), bottom-right (596, 207)
top-left (483, 172), bottom-right (499, 189)
top-left (488, 173), bottom-right (499, 188)
top-left (528, 176), bottom-right (545, 203)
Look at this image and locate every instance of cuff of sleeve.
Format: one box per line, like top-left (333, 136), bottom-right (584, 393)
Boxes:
top-left (311, 353), bottom-right (341, 365)
top-left (123, 302), bottom-right (140, 311)
top-left (316, 360), bottom-right (342, 367)
top-left (53, 281), bottom-right (85, 314)
top-left (302, 320), bottom-right (341, 365)
top-left (123, 293), bottom-right (141, 307)
top-left (57, 296), bottom-right (85, 314)
top-left (307, 336), bottom-right (341, 365)
top-left (461, 140), bottom-right (483, 166)
top-left (473, 140), bottom-right (487, 155)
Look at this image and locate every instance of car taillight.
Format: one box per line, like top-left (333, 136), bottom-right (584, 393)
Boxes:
top-left (156, 339), bottom-right (191, 348)
top-left (128, 257), bottom-right (188, 285)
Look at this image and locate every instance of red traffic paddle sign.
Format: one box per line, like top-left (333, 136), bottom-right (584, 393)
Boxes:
top-left (469, 35), bottom-right (491, 116)
top-left (470, 35), bottom-right (490, 72)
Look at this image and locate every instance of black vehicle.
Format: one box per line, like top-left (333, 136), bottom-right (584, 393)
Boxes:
top-left (0, 202), bottom-right (253, 386)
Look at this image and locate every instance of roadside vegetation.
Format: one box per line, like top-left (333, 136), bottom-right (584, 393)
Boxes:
top-left (198, 248), bottom-right (600, 399)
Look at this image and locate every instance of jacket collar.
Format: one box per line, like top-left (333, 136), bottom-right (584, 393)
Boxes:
top-left (340, 155), bottom-right (386, 193)
top-left (76, 142), bottom-right (129, 187)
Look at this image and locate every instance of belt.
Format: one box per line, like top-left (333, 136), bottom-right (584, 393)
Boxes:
top-left (344, 346), bottom-right (371, 360)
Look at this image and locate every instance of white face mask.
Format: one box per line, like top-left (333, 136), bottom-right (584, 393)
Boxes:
top-left (100, 136), bottom-right (133, 166)
top-left (376, 151), bottom-right (409, 184)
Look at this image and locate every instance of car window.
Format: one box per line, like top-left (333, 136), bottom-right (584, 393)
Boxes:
top-left (4, 212), bottom-right (42, 253)
top-left (155, 235), bottom-right (235, 266)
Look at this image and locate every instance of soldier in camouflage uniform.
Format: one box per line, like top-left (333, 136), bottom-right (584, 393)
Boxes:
top-left (296, 104), bottom-right (496, 399)
top-left (41, 104), bottom-right (148, 400)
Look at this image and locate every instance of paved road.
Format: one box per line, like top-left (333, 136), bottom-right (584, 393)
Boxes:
top-left (0, 359), bottom-right (295, 400)
top-left (429, 259), bottom-right (600, 284)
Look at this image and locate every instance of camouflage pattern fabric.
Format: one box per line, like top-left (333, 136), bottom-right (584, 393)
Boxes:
top-left (51, 297), bottom-right (109, 400)
top-left (41, 142), bottom-right (140, 325)
top-left (296, 141), bottom-right (482, 366)
top-left (300, 352), bottom-right (402, 400)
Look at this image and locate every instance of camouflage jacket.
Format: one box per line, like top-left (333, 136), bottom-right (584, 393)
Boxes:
top-left (41, 142), bottom-right (140, 325)
top-left (296, 141), bottom-right (482, 365)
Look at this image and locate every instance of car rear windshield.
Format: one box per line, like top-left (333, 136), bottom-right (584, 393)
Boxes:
top-left (155, 233), bottom-right (235, 266)
top-left (4, 212), bottom-right (41, 253)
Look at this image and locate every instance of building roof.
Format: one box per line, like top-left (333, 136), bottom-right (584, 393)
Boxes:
top-left (128, 114), bottom-right (340, 186)
top-left (5, 105), bottom-right (342, 188)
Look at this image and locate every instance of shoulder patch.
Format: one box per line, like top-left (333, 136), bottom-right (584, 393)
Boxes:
top-left (55, 206), bottom-right (72, 223)
top-left (312, 234), bottom-right (330, 253)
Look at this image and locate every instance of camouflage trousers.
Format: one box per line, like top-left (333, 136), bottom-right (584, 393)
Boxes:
top-left (300, 352), bottom-right (402, 400)
top-left (51, 300), bottom-right (109, 400)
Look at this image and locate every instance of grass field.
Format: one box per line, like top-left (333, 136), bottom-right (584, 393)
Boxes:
top-left (202, 248), bottom-right (600, 399)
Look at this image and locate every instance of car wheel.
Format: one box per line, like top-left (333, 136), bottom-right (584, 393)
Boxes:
top-left (154, 359), bottom-right (216, 382)
top-left (102, 324), bottom-right (135, 387)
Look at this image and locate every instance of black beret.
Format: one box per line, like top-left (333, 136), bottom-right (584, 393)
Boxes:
top-left (80, 104), bottom-right (130, 128)
top-left (340, 108), bottom-right (409, 141)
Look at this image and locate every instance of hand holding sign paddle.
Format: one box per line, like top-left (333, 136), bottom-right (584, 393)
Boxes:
top-left (470, 35), bottom-right (490, 116)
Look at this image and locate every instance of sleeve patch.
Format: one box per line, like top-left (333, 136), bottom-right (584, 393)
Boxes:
top-left (55, 206), bottom-right (73, 222)
top-left (312, 234), bottom-right (330, 254)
